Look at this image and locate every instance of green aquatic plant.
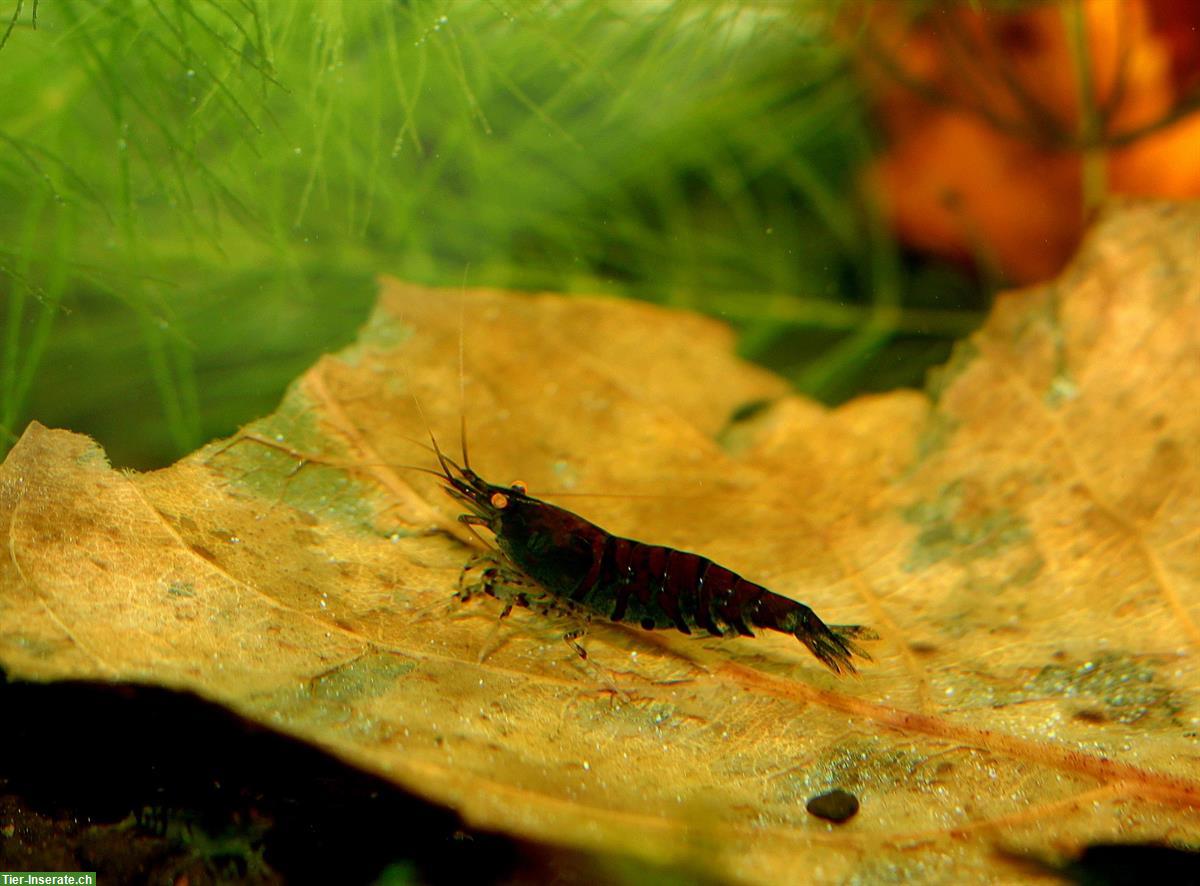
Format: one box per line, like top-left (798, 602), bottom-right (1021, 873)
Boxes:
top-left (0, 0), bottom-right (983, 466)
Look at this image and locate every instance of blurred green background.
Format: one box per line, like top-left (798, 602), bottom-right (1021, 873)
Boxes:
top-left (0, 0), bottom-right (986, 469)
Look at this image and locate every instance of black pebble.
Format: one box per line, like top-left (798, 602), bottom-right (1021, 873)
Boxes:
top-left (806, 789), bottom-right (859, 823)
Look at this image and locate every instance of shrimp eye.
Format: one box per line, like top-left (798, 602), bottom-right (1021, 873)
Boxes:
top-left (510, 480), bottom-right (527, 494)
top-left (490, 492), bottom-right (509, 509)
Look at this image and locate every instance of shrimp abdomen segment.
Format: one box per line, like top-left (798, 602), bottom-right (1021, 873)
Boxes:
top-left (596, 538), bottom-right (699, 634)
top-left (583, 534), bottom-right (873, 673)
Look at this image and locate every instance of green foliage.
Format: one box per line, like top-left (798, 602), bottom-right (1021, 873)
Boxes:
top-left (0, 0), bottom-right (984, 467)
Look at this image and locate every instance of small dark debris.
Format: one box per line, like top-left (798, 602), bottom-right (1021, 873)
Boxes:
top-left (727, 398), bottom-right (772, 425)
top-left (806, 789), bottom-right (859, 823)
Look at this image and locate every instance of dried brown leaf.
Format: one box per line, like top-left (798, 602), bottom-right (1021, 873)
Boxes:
top-left (3, 201), bottom-right (1199, 882)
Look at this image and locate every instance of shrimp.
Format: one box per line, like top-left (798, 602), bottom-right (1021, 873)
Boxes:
top-left (426, 435), bottom-right (878, 675)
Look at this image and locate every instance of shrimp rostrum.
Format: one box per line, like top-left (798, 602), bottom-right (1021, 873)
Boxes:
top-left (428, 439), bottom-right (878, 676)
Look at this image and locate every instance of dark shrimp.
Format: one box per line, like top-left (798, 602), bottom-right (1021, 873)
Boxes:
top-left (428, 438), bottom-right (877, 675)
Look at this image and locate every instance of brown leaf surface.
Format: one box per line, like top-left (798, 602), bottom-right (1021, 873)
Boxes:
top-left (3, 201), bottom-right (1200, 882)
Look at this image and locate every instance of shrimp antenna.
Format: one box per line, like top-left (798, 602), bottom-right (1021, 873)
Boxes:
top-left (410, 391), bottom-right (457, 481)
top-left (391, 429), bottom-right (464, 474)
top-left (405, 391), bottom-right (493, 552)
top-left (458, 267), bottom-right (472, 471)
top-left (392, 432), bottom-right (437, 458)
top-left (451, 271), bottom-right (495, 553)
top-left (378, 462), bottom-right (447, 480)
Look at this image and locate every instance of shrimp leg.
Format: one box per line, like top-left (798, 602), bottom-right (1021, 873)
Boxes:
top-left (562, 625), bottom-right (589, 661)
top-left (457, 552), bottom-right (537, 606)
